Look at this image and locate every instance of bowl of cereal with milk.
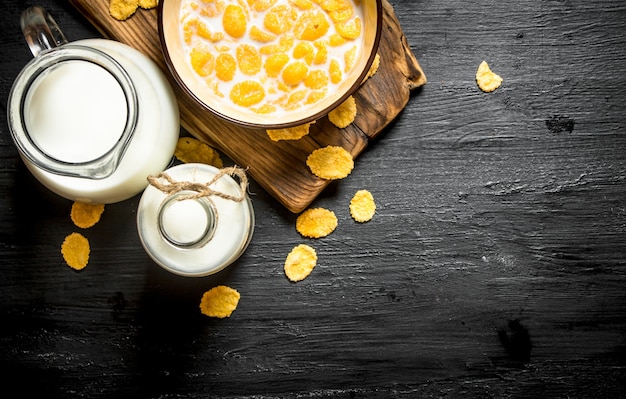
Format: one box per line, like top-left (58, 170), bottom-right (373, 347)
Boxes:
top-left (159, 0), bottom-right (382, 129)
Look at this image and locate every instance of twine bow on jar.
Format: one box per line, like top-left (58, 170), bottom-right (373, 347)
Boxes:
top-left (147, 166), bottom-right (249, 203)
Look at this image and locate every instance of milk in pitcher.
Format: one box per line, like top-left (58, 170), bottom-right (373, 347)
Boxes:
top-left (19, 39), bottom-right (180, 203)
top-left (25, 59), bottom-right (128, 163)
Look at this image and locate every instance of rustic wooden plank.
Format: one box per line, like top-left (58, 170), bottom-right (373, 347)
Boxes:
top-left (67, 0), bottom-right (426, 213)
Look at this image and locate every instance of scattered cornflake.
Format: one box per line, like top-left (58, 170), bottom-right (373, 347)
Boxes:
top-left (138, 0), bottom-right (157, 8)
top-left (267, 122), bottom-right (314, 141)
top-left (110, 0), bottom-right (157, 21)
top-left (350, 189), bottom-right (376, 222)
top-left (296, 207), bottom-right (338, 238)
top-left (61, 232), bottom-right (90, 270)
top-left (328, 95), bottom-right (357, 128)
top-left (174, 136), bottom-right (223, 168)
top-left (284, 244), bottom-right (317, 282)
top-left (70, 202), bottom-right (105, 229)
top-left (306, 145), bottom-right (354, 180)
top-left (476, 60), bottom-right (503, 93)
top-left (199, 285), bottom-right (240, 318)
top-left (363, 52), bottom-right (380, 83)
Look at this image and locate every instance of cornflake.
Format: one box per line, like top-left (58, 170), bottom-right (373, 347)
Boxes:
top-left (71, 202), bottom-right (105, 229)
top-left (267, 122), bottom-right (314, 141)
top-left (284, 244), bottom-right (317, 282)
top-left (306, 145), bottom-right (354, 180)
top-left (138, 0), bottom-right (157, 8)
top-left (328, 95), bottom-right (357, 128)
top-left (199, 285), bottom-right (240, 318)
top-left (174, 136), bottom-right (224, 168)
top-left (230, 80), bottom-right (266, 107)
top-left (350, 189), bottom-right (376, 222)
top-left (296, 207), bottom-right (338, 238)
top-left (335, 16), bottom-right (361, 40)
top-left (363, 52), bottom-right (380, 83)
top-left (110, 0), bottom-right (137, 20)
top-left (476, 60), bottom-right (503, 93)
top-left (223, 4), bottom-right (248, 38)
top-left (61, 232), bottom-right (90, 270)
top-left (110, 0), bottom-right (158, 21)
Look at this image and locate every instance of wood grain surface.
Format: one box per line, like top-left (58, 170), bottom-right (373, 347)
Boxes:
top-left (67, 0), bottom-right (426, 213)
top-left (1, 0), bottom-right (625, 398)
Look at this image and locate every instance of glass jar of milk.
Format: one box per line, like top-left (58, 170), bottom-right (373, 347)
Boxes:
top-left (7, 6), bottom-right (179, 203)
top-left (137, 164), bottom-right (255, 277)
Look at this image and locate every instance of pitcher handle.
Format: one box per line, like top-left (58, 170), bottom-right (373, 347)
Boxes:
top-left (21, 6), bottom-right (68, 57)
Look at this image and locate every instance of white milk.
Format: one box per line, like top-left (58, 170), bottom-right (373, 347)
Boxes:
top-left (23, 39), bottom-right (180, 204)
top-left (161, 197), bottom-right (211, 245)
top-left (25, 60), bottom-right (128, 163)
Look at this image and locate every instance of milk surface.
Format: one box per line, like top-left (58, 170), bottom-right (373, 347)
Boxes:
top-left (162, 198), bottom-right (210, 244)
top-left (25, 60), bottom-right (128, 163)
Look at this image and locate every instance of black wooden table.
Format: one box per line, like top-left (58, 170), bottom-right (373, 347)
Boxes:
top-left (1, 1), bottom-right (625, 397)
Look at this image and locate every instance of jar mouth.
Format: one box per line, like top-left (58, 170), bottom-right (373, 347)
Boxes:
top-left (157, 191), bottom-right (217, 249)
top-left (8, 44), bottom-right (138, 179)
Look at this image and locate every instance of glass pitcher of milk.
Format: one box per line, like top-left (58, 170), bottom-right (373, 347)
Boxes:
top-left (7, 6), bottom-right (180, 203)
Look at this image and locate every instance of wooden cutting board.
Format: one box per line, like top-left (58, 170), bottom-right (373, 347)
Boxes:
top-left (68, 0), bottom-right (426, 213)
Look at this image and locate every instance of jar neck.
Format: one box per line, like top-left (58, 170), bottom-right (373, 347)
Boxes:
top-left (157, 191), bottom-right (217, 249)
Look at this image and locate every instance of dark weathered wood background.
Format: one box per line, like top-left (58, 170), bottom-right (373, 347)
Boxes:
top-left (1, 0), bottom-right (625, 397)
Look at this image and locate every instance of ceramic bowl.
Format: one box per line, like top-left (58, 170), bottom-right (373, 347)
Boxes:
top-left (159, 0), bottom-right (382, 129)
